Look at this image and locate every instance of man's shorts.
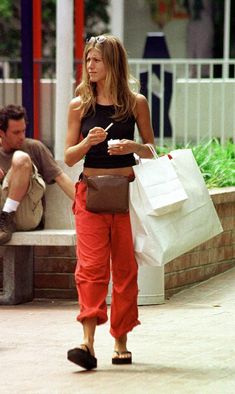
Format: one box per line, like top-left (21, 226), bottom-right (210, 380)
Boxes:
top-left (0, 164), bottom-right (46, 231)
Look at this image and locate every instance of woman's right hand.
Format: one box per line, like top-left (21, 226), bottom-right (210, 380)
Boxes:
top-left (86, 127), bottom-right (108, 146)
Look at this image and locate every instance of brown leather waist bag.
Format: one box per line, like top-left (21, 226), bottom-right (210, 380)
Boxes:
top-left (83, 174), bottom-right (130, 214)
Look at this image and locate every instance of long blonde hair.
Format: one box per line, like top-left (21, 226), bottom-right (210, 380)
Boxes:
top-left (75, 35), bottom-right (138, 120)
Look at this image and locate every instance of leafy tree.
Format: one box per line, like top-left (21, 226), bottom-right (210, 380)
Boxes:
top-left (0, 0), bottom-right (21, 58)
top-left (0, 0), bottom-right (110, 59)
top-left (85, 0), bottom-right (110, 37)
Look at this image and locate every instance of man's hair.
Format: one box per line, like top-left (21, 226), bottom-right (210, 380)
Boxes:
top-left (0, 104), bottom-right (28, 133)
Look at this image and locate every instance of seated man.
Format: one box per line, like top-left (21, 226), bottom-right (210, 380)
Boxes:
top-left (0, 104), bottom-right (75, 244)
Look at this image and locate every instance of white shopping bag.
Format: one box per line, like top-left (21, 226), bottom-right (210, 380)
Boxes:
top-left (129, 149), bottom-right (223, 266)
top-left (133, 147), bottom-right (188, 216)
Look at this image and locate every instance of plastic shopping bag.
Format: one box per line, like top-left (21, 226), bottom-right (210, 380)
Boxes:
top-left (129, 149), bottom-right (223, 266)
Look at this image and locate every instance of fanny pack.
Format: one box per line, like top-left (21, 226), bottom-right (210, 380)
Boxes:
top-left (84, 174), bottom-right (130, 214)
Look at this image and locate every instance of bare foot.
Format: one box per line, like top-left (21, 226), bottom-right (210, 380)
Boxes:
top-left (113, 334), bottom-right (131, 361)
top-left (79, 343), bottom-right (95, 357)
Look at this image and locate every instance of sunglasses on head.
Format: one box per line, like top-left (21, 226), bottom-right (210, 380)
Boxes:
top-left (86, 35), bottom-right (107, 44)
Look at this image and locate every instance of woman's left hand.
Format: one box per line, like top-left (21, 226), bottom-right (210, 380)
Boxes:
top-left (108, 139), bottom-right (137, 155)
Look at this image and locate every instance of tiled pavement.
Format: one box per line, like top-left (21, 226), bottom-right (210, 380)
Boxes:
top-left (1, 267), bottom-right (235, 394)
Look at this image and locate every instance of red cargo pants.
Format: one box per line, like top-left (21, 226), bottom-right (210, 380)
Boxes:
top-left (73, 180), bottom-right (140, 338)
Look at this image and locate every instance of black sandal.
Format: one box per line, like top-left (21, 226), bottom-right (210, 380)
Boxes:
top-left (67, 345), bottom-right (97, 370)
top-left (112, 350), bottom-right (132, 365)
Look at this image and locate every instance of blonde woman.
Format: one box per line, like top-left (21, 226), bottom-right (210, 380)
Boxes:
top-left (65, 35), bottom-right (154, 370)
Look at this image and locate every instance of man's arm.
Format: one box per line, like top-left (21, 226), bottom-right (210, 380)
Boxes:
top-left (0, 138), bottom-right (4, 181)
top-left (0, 168), bottom-right (5, 182)
top-left (54, 171), bottom-right (75, 201)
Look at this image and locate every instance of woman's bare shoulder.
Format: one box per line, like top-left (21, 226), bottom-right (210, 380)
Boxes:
top-left (135, 93), bottom-right (148, 106)
top-left (68, 97), bottom-right (84, 120)
top-left (69, 96), bottom-right (83, 110)
top-left (134, 93), bottom-right (150, 116)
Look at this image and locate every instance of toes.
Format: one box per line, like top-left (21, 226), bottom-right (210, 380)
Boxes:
top-left (112, 350), bottom-right (132, 365)
top-left (113, 350), bottom-right (131, 359)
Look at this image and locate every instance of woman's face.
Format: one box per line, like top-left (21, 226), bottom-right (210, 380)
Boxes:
top-left (86, 48), bottom-right (107, 84)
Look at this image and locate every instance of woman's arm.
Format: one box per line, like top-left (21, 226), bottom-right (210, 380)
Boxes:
top-left (64, 98), bottom-right (89, 167)
top-left (134, 93), bottom-right (155, 158)
top-left (108, 94), bottom-right (155, 159)
top-left (64, 97), bottom-right (108, 167)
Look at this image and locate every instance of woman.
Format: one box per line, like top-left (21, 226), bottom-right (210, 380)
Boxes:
top-left (65, 35), bottom-right (154, 370)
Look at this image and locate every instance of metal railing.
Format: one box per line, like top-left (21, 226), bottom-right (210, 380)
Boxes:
top-left (129, 59), bottom-right (235, 147)
top-left (0, 58), bottom-right (235, 148)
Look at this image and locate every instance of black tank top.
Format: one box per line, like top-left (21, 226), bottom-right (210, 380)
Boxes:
top-left (81, 104), bottom-right (136, 168)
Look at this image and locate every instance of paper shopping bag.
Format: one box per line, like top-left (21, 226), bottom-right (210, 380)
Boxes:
top-left (133, 152), bottom-right (188, 216)
top-left (129, 149), bottom-right (223, 266)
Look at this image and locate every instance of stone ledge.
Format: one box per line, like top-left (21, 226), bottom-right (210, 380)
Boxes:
top-left (209, 186), bottom-right (235, 204)
top-left (6, 229), bottom-right (76, 246)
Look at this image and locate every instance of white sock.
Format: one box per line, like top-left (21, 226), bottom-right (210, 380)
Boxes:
top-left (2, 198), bottom-right (20, 213)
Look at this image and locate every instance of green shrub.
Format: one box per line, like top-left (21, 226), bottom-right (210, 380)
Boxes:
top-left (156, 139), bottom-right (235, 188)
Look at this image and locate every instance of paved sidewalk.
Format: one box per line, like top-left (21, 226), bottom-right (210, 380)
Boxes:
top-left (1, 267), bottom-right (235, 394)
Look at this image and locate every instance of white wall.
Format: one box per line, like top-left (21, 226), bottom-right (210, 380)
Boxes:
top-left (1, 79), bottom-right (234, 148)
top-left (171, 79), bottom-right (235, 143)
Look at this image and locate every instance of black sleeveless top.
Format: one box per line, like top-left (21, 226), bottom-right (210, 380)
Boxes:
top-left (80, 104), bottom-right (136, 168)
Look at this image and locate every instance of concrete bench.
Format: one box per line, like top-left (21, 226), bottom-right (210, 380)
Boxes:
top-left (0, 161), bottom-right (82, 305)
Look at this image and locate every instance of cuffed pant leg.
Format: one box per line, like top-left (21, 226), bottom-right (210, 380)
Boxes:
top-left (110, 212), bottom-right (140, 338)
top-left (74, 181), bottom-right (111, 325)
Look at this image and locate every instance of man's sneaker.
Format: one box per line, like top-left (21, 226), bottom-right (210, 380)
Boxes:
top-left (0, 211), bottom-right (16, 245)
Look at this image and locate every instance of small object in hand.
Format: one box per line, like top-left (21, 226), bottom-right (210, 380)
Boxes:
top-left (105, 122), bottom-right (114, 132)
top-left (108, 139), bottom-right (120, 147)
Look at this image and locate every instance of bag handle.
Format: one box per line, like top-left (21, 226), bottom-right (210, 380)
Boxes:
top-left (145, 143), bottom-right (158, 159)
top-left (134, 144), bottom-right (158, 166)
top-left (145, 144), bottom-right (173, 160)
